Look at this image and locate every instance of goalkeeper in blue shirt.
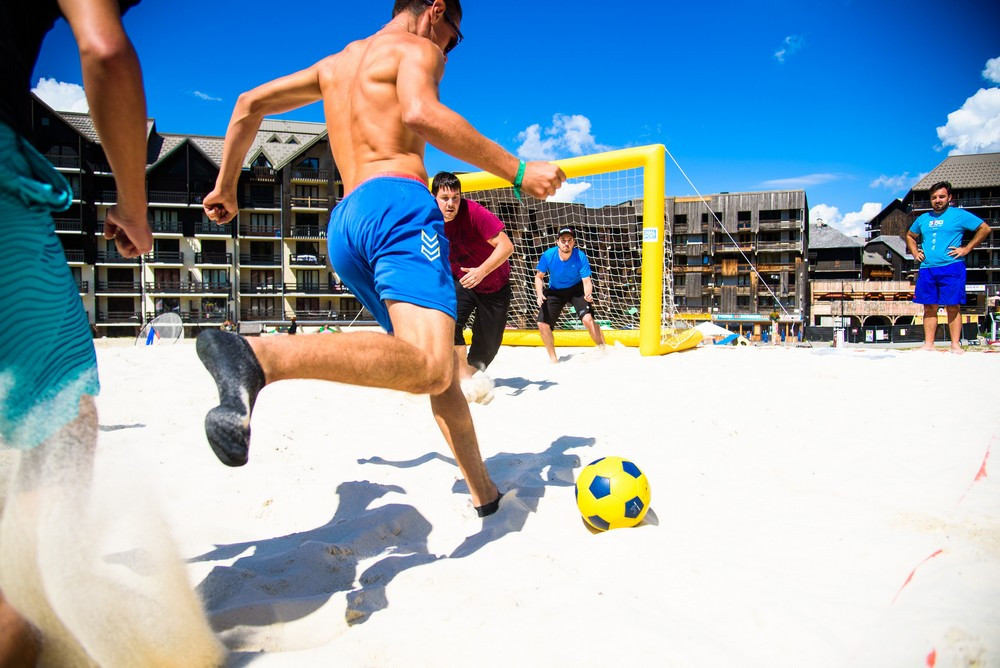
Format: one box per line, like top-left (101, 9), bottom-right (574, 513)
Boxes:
top-left (534, 226), bottom-right (606, 363)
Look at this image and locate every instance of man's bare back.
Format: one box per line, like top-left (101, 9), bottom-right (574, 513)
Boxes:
top-left (319, 28), bottom-right (443, 192)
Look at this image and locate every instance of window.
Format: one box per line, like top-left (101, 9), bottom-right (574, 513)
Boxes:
top-left (298, 157), bottom-right (319, 169)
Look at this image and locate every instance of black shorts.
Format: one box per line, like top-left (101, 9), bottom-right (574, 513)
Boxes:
top-left (454, 281), bottom-right (512, 370)
top-left (536, 282), bottom-right (595, 328)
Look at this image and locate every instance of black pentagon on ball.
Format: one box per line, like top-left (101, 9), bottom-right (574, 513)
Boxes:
top-left (624, 496), bottom-right (645, 519)
top-left (622, 460), bottom-right (642, 478)
top-left (587, 514), bottom-right (610, 531)
top-left (589, 475), bottom-right (612, 499)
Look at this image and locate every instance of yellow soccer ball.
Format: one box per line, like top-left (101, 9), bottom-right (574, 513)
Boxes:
top-left (575, 456), bottom-right (651, 531)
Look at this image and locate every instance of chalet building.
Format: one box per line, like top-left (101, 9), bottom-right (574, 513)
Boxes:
top-left (28, 94), bottom-right (369, 336)
top-left (864, 199), bottom-right (909, 240)
top-left (663, 190), bottom-right (808, 340)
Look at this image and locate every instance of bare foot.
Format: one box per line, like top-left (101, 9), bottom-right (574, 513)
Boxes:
top-left (917, 344), bottom-right (937, 351)
top-left (949, 347), bottom-right (965, 355)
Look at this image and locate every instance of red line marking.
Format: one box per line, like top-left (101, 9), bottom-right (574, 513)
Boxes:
top-left (891, 549), bottom-right (944, 605)
top-left (927, 648), bottom-right (936, 667)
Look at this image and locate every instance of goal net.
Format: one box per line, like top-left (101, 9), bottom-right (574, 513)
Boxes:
top-left (457, 145), bottom-right (700, 355)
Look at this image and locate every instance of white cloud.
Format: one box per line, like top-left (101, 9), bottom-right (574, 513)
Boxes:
top-left (515, 114), bottom-right (610, 161)
top-left (983, 56), bottom-right (1000, 84)
top-left (547, 181), bottom-right (592, 203)
top-left (193, 90), bottom-right (222, 102)
top-left (774, 35), bottom-right (804, 63)
top-left (761, 173), bottom-right (838, 188)
top-left (32, 77), bottom-right (88, 112)
top-left (936, 87), bottom-right (1000, 154)
top-left (810, 202), bottom-right (882, 238)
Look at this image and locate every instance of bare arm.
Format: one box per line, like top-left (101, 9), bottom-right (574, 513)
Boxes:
top-left (535, 271), bottom-right (547, 306)
top-left (582, 276), bottom-right (595, 302)
top-left (59, 0), bottom-right (150, 256)
top-left (906, 230), bottom-right (924, 263)
top-left (459, 231), bottom-right (513, 289)
top-left (397, 43), bottom-right (566, 199)
top-left (204, 64), bottom-right (325, 223)
top-left (948, 222), bottom-right (992, 258)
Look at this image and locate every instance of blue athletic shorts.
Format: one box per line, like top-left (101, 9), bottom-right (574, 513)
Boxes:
top-left (0, 121), bottom-right (99, 450)
top-left (914, 262), bottom-right (967, 306)
top-left (327, 176), bottom-right (456, 333)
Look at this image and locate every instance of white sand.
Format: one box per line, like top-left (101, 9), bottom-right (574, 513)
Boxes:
top-left (90, 338), bottom-right (1000, 667)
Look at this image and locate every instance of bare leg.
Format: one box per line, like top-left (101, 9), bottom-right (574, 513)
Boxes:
top-left (920, 304), bottom-right (938, 350)
top-left (581, 314), bottom-right (606, 349)
top-left (454, 344), bottom-right (476, 381)
top-left (946, 305), bottom-right (964, 354)
top-left (537, 322), bottom-right (559, 363)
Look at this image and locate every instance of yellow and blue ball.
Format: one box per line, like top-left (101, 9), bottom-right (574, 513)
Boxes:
top-left (575, 456), bottom-right (651, 531)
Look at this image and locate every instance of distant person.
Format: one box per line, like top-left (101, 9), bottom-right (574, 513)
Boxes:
top-left (0, 1), bottom-right (220, 665)
top-left (288, 315), bottom-right (298, 335)
top-left (199, 0), bottom-right (565, 519)
top-left (534, 227), bottom-right (606, 363)
top-left (432, 171), bottom-right (514, 405)
top-left (906, 181), bottom-right (991, 354)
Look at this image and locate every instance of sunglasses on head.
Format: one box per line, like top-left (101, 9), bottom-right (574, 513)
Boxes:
top-left (421, 0), bottom-right (463, 54)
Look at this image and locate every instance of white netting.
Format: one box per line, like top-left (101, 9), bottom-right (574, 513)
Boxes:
top-left (135, 312), bottom-right (184, 346)
top-left (465, 165), bottom-right (675, 335)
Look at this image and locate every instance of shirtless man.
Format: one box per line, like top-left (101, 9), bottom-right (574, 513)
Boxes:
top-left (199, 0), bottom-right (565, 517)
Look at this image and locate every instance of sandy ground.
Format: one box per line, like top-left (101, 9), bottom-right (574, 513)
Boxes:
top-left (86, 337), bottom-right (1000, 667)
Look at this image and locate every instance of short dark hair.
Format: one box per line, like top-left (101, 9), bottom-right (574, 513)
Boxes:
top-left (929, 181), bottom-right (952, 196)
top-left (431, 171), bottom-right (462, 195)
top-left (392, 0), bottom-right (462, 21)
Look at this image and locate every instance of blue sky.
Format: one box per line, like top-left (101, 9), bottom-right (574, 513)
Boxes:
top-left (33, 0), bottom-right (1000, 237)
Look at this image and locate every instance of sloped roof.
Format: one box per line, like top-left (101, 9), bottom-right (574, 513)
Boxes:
top-left (867, 235), bottom-right (911, 259)
top-left (259, 118), bottom-right (326, 136)
top-left (808, 223), bottom-right (861, 249)
top-left (913, 152), bottom-right (1000, 190)
top-left (863, 250), bottom-right (891, 266)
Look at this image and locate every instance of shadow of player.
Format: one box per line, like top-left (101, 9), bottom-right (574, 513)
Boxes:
top-left (491, 376), bottom-right (559, 396)
top-left (360, 434), bottom-right (595, 559)
top-left (191, 479), bottom-right (438, 643)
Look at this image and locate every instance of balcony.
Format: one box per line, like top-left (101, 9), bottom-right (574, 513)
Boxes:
top-left (714, 241), bottom-right (753, 253)
top-left (245, 197), bottom-right (278, 209)
top-left (757, 241), bottom-right (801, 252)
top-left (290, 195), bottom-right (328, 209)
top-left (45, 154), bottom-right (81, 169)
top-left (96, 311), bottom-right (142, 324)
top-left (813, 260), bottom-right (861, 272)
top-left (145, 281), bottom-right (231, 294)
top-left (239, 283), bottom-right (281, 294)
top-left (96, 251), bottom-right (140, 264)
top-left (289, 253), bottom-right (327, 266)
top-left (194, 252), bottom-right (233, 265)
top-left (239, 223), bottom-right (280, 238)
top-left (291, 168), bottom-right (330, 182)
top-left (240, 309), bottom-right (281, 321)
top-left (148, 191), bottom-right (189, 205)
top-left (64, 249), bottom-right (86, 263)
top-left (250, 166), bottom-right (275, 181)
top-left (283, 282), bottom-right (349, 294)
top-left (150, 220), bottom-right (183, 234)
top-left (53, 218), bottom-right (83, 232)
top-left (96, 280), bottom-right (142, 293)
top-left (759, 220), bottom-right (801, 231)
top-left (145, 251), bottom-right (185, 264)
top-left (288, 226), bottom-right (325, 238)
top-left (97, 191), bottom-right (118, 204)
top-left (195, 222), bottom-right (233, 236)
top-left (239, 253), bottom-right (281, 266)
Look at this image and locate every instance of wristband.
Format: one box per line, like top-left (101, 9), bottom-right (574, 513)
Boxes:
top-left (512, 160), bottom-right (526, 202)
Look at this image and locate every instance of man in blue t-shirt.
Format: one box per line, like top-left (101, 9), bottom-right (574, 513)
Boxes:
top-left (534, 226), bottom-right (606, 363)
top-left (906, 181), bottom-right (991, 353)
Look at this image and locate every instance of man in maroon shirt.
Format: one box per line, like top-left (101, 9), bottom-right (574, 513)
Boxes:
top-left (432, 171), bottom-right (514, 404)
